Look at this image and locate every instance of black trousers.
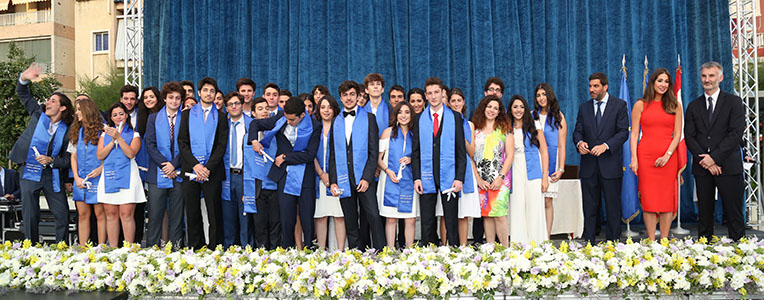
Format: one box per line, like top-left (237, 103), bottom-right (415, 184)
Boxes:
top-left (695, 174), bottom-right (745, 241)
top-left (20, 167), bottom-right (69, 243)
top-left (581, 171), bottom-right (622, 243)
top-left (340, 188), bottom-right (385, 250)
top-left (183, 180), bottom-right (223, 249)
top-left (277, 185), bottom-right (315, 248)
top-left (420, 191), bottom-right (459, 246)
top-left (253, 187), bottom-right (281, 250)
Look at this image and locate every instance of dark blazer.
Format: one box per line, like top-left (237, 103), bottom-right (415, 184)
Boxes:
top-left (411, 107), bottom-right (467, 189)
top-left (684, 91), bottom-right (745, 176)
top-left (248, 113), bottom-right (321, 190)
top-left (328, 110), bottom-right (380, 188)
top-left (144, 111), bottom-right (183, 185)
top-left (177, 106), bottom-right (229, 182)
top-left (572, 95), bottom-right (629, 179)
top-left (9, 81), bottom-right (71, 178)
top-left (2, 168), bottom-right (21, 200)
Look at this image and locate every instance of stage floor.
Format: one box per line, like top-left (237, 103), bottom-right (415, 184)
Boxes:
top-left (549, 222), bottom-right (764, 243)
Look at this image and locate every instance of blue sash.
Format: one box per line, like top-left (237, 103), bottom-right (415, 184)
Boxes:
top-left (154, 107), bottom-right (183, 188)
top-left (222, 115), bottom-right (253, 201)
top-left (462, 117), bottom-right (475, 194)
top-left (72, 128), bottom-right (100, 204)
top-left (315, 132), bottom-right (332, 198)
top-left (332, 108), bottom-right (369, 198)
top-left (188, 104), bottom-right (218, 182)
top-left (23, 113), bottom-right (68, 193)
top-left (243, 178), bottom-right (257, 213)
top-left (363, 101), bottom-right (389, 138)
top-left (542, 118), bottom-right (559, 176)
top-left (253, 131), bottom-right (278, 190)
top-left (260, 114), bottom-right (314, 196)
top-left (102, 125), bottom-right (134, 193)
top-left (522, 133), bottom-right (542, 180)
top-left (383, 128), bottom-right (414, 213)
top-left (136, 142), bottom-right (148, 181)
top-left (418, 107), bottom-right (456, 194)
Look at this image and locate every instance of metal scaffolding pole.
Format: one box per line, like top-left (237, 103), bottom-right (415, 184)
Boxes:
top-left (123, 0), bottom-right (143, 89)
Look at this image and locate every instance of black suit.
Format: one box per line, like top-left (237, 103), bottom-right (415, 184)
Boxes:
top-left (572, 94), bottom-right (629, 243)
top-left (12, 81), bottom-right (71, 243)
top-left (178, 105), bottom-right (229, 249)
top-left (250, 110), bottom-right (283, 250)
top-left (685, 90), bottom-right (745, 240)
top-left (248, 113), bottom-right (321, 248)
top-left (411, 106), bottom-right (467, 246)
top-left (328, 108), bottom-right (385, 250)
top-left (2, 168), bottom-right (21, 200)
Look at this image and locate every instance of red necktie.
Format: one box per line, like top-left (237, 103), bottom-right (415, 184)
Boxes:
top-left (433, 112), bottom-right (439, 136)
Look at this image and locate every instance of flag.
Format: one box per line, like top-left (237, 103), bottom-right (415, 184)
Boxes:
top-left (674, 63), bottom-right (688, 181)
top-left (620, 65), bottom-right (640, 223)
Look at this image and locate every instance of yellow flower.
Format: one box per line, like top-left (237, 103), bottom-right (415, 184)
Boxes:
top-left (660, 238), bottom-right (669, 247)
top-left (698, 236), bottom-right (708, 244)
top-left (22, 240), bottom-right (31, 249)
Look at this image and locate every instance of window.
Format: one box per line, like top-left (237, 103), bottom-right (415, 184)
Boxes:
top-left (93, 31), bottom-right (108, 52)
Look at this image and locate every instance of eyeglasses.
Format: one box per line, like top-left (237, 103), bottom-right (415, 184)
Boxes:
top-left (487, 87), bottom-right (502, 93)
top-left (226, 102), bottom-right (242, 107)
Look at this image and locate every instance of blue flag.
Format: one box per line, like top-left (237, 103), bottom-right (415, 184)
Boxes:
top-left (620, 67), bottom-right (640, 223)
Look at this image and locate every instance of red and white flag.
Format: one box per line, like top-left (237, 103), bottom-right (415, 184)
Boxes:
top-left (674, 59), bottom-right (688, 182)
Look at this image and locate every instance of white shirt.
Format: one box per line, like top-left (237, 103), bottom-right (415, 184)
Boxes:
top-left (593, 92), bottom-right (609, 114)
top-left (284, 123), bottom-right (298, 147)
top-left (229, 118), bottom-right (244, 169)
top-left (269, 108), bottom-right (279, 117)
top-left (166, 109), bottom-right (178, 128)
top-left (344, 106), bottom-right (357, 143)
top-left (429, 105), bottom-right (444, 129)
top-left (203, 106), bottom-right (212, 122)
top-left (704, 88), bottom-right (721, 111)
top-left (129, 109), bottom-right (138, 129)
top-left (0, 167), bottom-right (5, 195)
top-left (48, 120), bottom-right (61, 136)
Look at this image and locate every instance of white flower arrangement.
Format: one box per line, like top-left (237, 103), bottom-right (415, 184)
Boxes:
top-left (0, 236), bottom-right (762, 299)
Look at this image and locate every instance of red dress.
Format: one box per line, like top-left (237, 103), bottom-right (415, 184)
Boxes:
top-left (637, 100), bottom-right (678, 213)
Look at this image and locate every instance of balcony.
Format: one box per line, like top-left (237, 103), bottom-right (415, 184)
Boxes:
top-left (0, 10), bottom-right (51, 27)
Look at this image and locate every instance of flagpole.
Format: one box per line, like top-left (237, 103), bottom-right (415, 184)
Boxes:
top-left (672, 53), bottom-right (690, 236)
top-left (621, 54), bottom-right (639, 239)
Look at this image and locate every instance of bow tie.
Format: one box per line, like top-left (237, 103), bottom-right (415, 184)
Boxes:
top-left (343, 110), bottom-right (356, 117)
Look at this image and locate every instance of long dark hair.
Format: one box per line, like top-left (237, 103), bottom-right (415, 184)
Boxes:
top-left (641, 68), bottom-right (678, 114)
top-left (136, 86), bottom-right (163, 135)
top-left (532, 83), bottom-right (562, 129)
top-left (509, 94), bottom-right (539, 148)
top-left (471, 95), bottom-right (511, 135)
top-left (390, 102), bottom-right (414, 139)
top-left (48, 92), bottom-right (74, 126)
top-left (105, 102), bottom-right (134, 130)
top-left (448, 88), bottom-right (467, 115)
top-left (314, 95), bottom-right (340, 121)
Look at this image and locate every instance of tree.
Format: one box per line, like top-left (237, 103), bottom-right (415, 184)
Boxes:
top-left (77, 67), bottom-right (125, 112)
top-left (0, 43), bottom-right (61, 169)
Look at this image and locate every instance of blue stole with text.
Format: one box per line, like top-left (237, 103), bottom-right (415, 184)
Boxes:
top-left (260, 113), bottom-right (313, 196)
top-left (542, 118), bottom-right (559, 176)
top-left (23, 114), bottom-right (68, 193)
top-left (462, 117), bottom-right (475, 194)
top-left (253, 130), bottom-right (278, 191)
top-left (155, 107), bottom-right (183, 188)
top-left (418, 106), bottom-right (456, 194)
top-left (363, 101), bottom-right (389, 138)
top-left (383, 128), bottom-right (414, 213)
top-left (522, 132), bottom-right (542, 181)
top-left (72, 128), bottom-right (100, 204)
top-left (243, 116), bottom-right (258, 212)
top-left (222, 115), bottom-right (253, 201)
top-left (333, 108), bottom-right (369, 198)
top-left (103, 124), bottom-right (134, 193)
top-left (188, 104), bottom-right (218, 182)
top-left (315, 131), bottom-right (331, 198)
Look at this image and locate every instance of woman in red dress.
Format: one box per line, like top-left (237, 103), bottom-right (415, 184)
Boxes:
top-left (629, 68), bottom-right (683, 241)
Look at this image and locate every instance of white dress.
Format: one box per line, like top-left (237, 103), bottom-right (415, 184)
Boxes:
top-left (97, 132), bottom-right (147, 205)
top-left (508, 128), bottom-right (547, 244)
top-left (377, 138), bottom-right (419, 219)
top-left (314, 133), bottom-right (344, 218)
top-left (458, 164), bottom-right (481, 218)
top-left (537, 115), bottom-right (559, 198)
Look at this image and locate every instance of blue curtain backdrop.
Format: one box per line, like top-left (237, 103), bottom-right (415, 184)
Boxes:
top-left (144, 0), bottom-right (734, 223)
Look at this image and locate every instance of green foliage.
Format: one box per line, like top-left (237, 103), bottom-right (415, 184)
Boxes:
top-left (0, 43), bottom-right (62, 169)
top-left (77, 67), bottom-right (125, 112)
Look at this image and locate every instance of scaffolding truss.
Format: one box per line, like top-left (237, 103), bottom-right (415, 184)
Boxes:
top-left (730, 0), bottom-right (762, 229)
top-left (122, 0), bottom-right (142, 89)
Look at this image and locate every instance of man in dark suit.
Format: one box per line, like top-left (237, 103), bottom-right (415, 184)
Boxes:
top-left (1, 167), bottom-right (21, 201)
top-left (327, 81), bottom-right (385, 250)
top-left (178, 77), bottom-right (229, 249)
top-left (250, 97), bottom-right (321, 248)
top-left (144, 81), bottom-right (185, 248)
top-left (250, 97), bottom-right (283, 249)
top-left (685, 61), bottom-right (746, 241)
top-left (412, 77), bottom-right (467, 247)
top-left (11, 63), bottom-right (74, 244)
top-left (573, 72), bottom-right (629, 243)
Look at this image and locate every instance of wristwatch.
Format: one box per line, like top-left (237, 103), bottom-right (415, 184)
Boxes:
top-left (499, 174), bottom-right (505, 179)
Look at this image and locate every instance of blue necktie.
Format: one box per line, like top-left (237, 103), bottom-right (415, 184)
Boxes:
top-left (707, 97), bottom-right (714, 123)
top-left (231, 121), bottom-right (238, 167)
top-left (595, 101), bottom-right (603, 128)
